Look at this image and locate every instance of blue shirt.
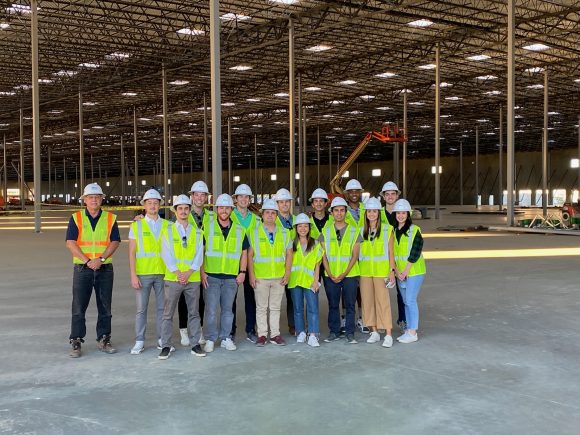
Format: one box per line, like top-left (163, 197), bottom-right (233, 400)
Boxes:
top-left (66, 209), bottom-right (121, 242)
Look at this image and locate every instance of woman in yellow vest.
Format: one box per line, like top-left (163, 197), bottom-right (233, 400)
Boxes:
top-left (288, 213), bottom-right (324, 347)
top-left (359, 197), bottom-right (396, 348)
top-left (392, 199), bottom-right (426, 344)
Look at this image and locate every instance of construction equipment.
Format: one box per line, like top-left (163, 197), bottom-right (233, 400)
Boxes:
top-left (329, 124), bottom-right (407, 195)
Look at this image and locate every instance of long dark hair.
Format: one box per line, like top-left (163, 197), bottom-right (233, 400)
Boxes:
top-left (293, 225), bottom-right (316, 254)
top-left (363, 212), bottom-right (382, 240)
top-left (397, 211), bottom-right (413, 234)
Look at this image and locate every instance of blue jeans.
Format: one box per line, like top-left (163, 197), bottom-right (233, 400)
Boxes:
top-left (324, 276), bottom-right (359, 335)
top-left (70, 264), bottom-right (114, 340)
top-left (134, 274), bottom-right (164, 341)
top-left (290, 286), bottom-right (320, 334)
top-left (398, 274), bottom-right (425, 330)
top-left (204, 276), bottom-right (238, 341)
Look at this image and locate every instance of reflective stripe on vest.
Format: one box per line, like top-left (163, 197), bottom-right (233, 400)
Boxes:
top-left (251, 225), bottom-right (288, 279)
top-left (393, 224), bottom-right (426, 276)
top-left (346, 203), bottom-right (365, 228)
top-left (163, 223), bottom-right (201, 282)
top-left (188, 209), bottom-right (212, 230)
top-left (359, 223), bottom-right (391, 277)
top-left (73, 210), bottom-right (115, 264)
top-left (288, 242), bottom-right (323, 289)
top-left (323, 224), bottom-right (360, 277)
top-left (204, 216), bottom-right (244, 275)
top-left (132, 218), bottom-right (167, 275)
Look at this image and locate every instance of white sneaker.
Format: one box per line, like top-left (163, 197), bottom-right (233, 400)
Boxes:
top-left (296, 332), bottom-right (307, 343)
top-left (398, 333), bottom-right (418, 344)
top-left (220, 338), bottom-right (237, 351)
top-left (366, 332), bottom-right (381, 343)
top-left (307, 335), bottom-right (320, 347)
top-left (180, 328), bottom-right (190, 346)
top-left (130, 341), bottom-right (144, 354)
top-left (157, 339), bottom-right (175, 352)
top-left (397, 332), bottom-right (408, 342)
top-left (204, 340), bottom-right (215, 353)
top-left (382, 335), bottom-right (393, 348)
top-left (198, 332), bottom-right (206, 345)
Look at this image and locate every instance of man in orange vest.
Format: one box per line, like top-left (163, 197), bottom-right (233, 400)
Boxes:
top-left (66, 183), bottom-right (121, 358)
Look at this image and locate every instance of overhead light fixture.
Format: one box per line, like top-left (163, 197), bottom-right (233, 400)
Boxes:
top-left (13, 84), bottom-right (31, 90)
top-left (222, 102), bottom-right (235, 107)
top-left (372, 169), bottom-right (382, 177)
top-left (79, 62), bottom-right (99, 68)
top-left (548, 111), bottom-right (559, 115)
top-left (375, 72), bottom-right (397, 78)
top-left (177, 27), bottom-right (205, 36)
top-left (338, 80), bottom-right (357, 85)
top-left (7, 4), bottom-right (32, 14)
top-left (408, 19), bottom-right (433, 27)
top-left (399, 89), bottom-right (413, 94)
top-left (523, 43), bottom-right (549, 51)
top-left (359, 95), bottom-right (375, 101)
top-left (420, 125), bottom-right (431, 129)
top-left (48, 110), bottom-right (63, 114)
top-left (484, 90), bottom-right (502, 95)
top-left (304, 86), bottom-right (321, 91)
top-left (526, 84), bottom-right (544, 89)
top-left (418, 64), bottom-right (436, 70)
top-left (53, 70), bottom-right (77, 77)
top-left (409, 102), bottom-right (425, 106)
top-left (376, 106), bottom-right (392, 111)
top-left (349, 110), bottom-right (363, 115)
top-left (246, 98), bottom-right (260, 102)
top-left (574, 79), bottom-right (580, 83)
top-left (38, 79), bottom-right (53, 84)
top-left (92, 125), bottom-right (105, 129)
top-left (477, 119), bottom-right (489, 122)
top-left (445, 96), bottom-right (462, 101)
top-left (220, 13), bottom-right (251, 21)
top-left (274, 92), bottom-right (289, 97)
top-left (322, 114), bottom-right (334, 118)
top-left (440, 114), bottom-right (452, 118)
top-left (229, 64), bottom-right (252, 71)
top-left (122, 92), bottom-right (138, 97)
top-left (330, 100), bottom-right (344, 105)
top-left (270, 0), bottom-right (299, 4)
top-left (176, 111), bottom-right (190, 115)
top-left (0, 23), bottom-right (10, 30)
top-left (169, 80), bottom-right (189, 85)
top-left (525, 66), bottom-right (544, 74)
top-left (107, 52), bottom-right (131, 59)
top-left (467, 54), bottom-right (490, 61)
top-left (82, 102), bottom-right (97, 106)
top-left (305, 44), bottom-right (333, 52)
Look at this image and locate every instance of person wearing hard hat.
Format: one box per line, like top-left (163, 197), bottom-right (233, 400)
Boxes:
top-left (158, 195), bottom-right (205, 359)
top-left (247, 199), bottom-right (292, 347)
top-left (288, 213), bottom-right (324, 347)
top-left (308, 188), bottom-right (333, 240)
top-left (358, 197), bottom-right (396, 348)
top-left (274, 187), bottom-right (297, 335)
top-left (65, 183), bottom-right (121, 358)
top-left (320, 196), bottom-right (362, 344)
top-left (230, 184), bottom-right (261, 344)
top-left (201, 193), bottom-right (249, 352)
top-left (380, 181), bottom-right (407, 333)
top-left (392, 199), bottom-right (426, 344)
top-left (128, 188), bottom-right (170, 355)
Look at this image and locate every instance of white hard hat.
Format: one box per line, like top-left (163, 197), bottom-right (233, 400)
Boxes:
top-left (81, 183), bottom-right (105, 198)
top-left (364, 197), bottom-right (382, 210)
top-left (294, 213), bottom-right (311, 226)
top-left (309, 188), bottom-right (329, 201)
top-left (345, 179), bottom-right (363, 191)
top-left (261, 198), bottom-right (279, 212)
top-left (381, 181), bottom-right (401, 195)
top-left (393, 199), bottom-right (412, 212)
top-left (189, 180), bottom-right (210, 194)
top-left (275, 188), bottom-right (293, 201)
top-left (140, 188), bottom-right (163, 206)
top-left (215, 193), bottom-right (234, 207)
top-left (234, 183), bottom-right (253, 197)
top-left (172, 194), bottom-right (192, 212)
top-left (330, 197), bottom-right (348, 209)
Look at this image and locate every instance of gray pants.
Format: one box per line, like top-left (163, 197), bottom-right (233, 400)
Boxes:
top-left (135, 274), bottom-right (165, 342)
top-left (204, 276), bottom-right (238, 342)
top-left (160, 280), bottom-right (201, 348)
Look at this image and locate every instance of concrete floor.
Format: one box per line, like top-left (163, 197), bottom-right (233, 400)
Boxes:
top-left (1, 207), bottom-right (579, 434)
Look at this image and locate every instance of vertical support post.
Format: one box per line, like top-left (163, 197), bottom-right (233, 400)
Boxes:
top-left (90, 153), bottom-right (94, 182)
top-left (403, 92), bottom-right (408, 197)
top-left (133, 106), bottom-right (139, 197)
top-left (78, 91), bottom-right (85, 190)
top-left (578, 115), bottom-right (580, 192)
top-left (20, 108), bottom-right (25, 210)
top-left (297, 73), bottom-right (302, 207)
top-left (31, 0), bottom-right (41, 230)
top-left (506, 0), bottom-right (515, 226)
top-left (210, 0), bottom-right (222, 198)
top-left (3, 135), bottom-right (7, 208)
top-left (317, 125), bottom-right (320, 188)
top-left (254, 134), bottom-right (258, 196)
top-left (499, 105), bottom-right (503, 210)
top-left (459, 141), bottom-right (464, 206)
top-left (203, 93), bottom-right (209, 184)
top-left (475, 125), bottom-right (479, 207)
top-left (288, 17), bottom-right (296, 203)
top-left (168, 126), bottom-right (173, 201)
top-left (162, 64), bottom-right (169, 204)
top-left (434, 44), bottom-right (441, 219)
top-left (542, 69), bottom-right (548, 218)
top-left (120, 135), bottom-right (126, 206)
top-left (302, 106), bottom-right (307, 211)
top-left (328, 141), bottom-right (332, 186)
top-left (274, 144), bottom-right (278, 191)
top-left (47, 146), bottom-right (51, 199)
top-left (63, 157), bottom-right (66, 202)
top-left (227, 118), bottom-right (232, 193)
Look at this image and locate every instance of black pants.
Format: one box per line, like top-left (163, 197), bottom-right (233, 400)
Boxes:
top-left (231, 273), bottom-right (256, 336)
top-left (396, 283), bottom-right (406, 324)
top-left (179, 290), bottom-right (204, 329)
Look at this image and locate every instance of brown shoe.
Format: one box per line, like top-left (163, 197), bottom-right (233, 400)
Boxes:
top-left (256, 336), bottom-right (267, 347)
top-left (270, 335), bottom-right (286, 346)
top-left (96, 336), bottom-right (117, 354)
top-left (69, 338), bottom-right (82, 358)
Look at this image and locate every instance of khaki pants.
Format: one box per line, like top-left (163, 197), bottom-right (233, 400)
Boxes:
top-left (254, 278), bottom-right (285, 338)
top-left (360, 277), bottom-right (393, 330)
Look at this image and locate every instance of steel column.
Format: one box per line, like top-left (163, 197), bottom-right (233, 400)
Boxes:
top-left (434, 44), bottom-right (441, 219)
top-left (203, 93), bottom-right (209, 184)
top-left (274, 144), bottom-right (278, 191)
top-left (133, 106), bottom-right (139, 197)
top-left (302, 106), bottom-right (307, 211)
top-left (78, 92), bottom-right (85, 194)
top-left (210, 0), bottom-right (223, 198)
top-left (31, 0), bottom-right (41, 230)
top-left (459, 141), bottom-right (464, 206)
top-left (297, 73), bottom-right (302, 207)
top-left (227, 118), bottom-right (232, 193)
top-left (288, 17), bottom-right (296, 203)
top-left (475, 125), bottom-right (479, 207)
top-left (317, 125), bottom-right (320, 187)
top-left (162, 64), bottom-right (169, 204)
top-left (254, 134), bottom-right (258, 196)
top-left (542, 70), bottom-right (548, 218)
top-left (506, 0), bottom-right (516, 226)
top-left (120, 135), bottom-right (126, 205)
top-left (403, 92), bottom-right (408, 197)
top-left (3, 135), bottom-right (7, 208)
top-left (20, 108), bottom-right (25, 210)
top-left (499, 105), bottom-right (503, 210)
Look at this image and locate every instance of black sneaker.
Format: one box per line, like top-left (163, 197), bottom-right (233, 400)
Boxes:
top-left (158, 346), bottom-right (171, 360)
top-left (191, 344), bottom-right (206, 357)
top-left (69, 338), bottom-right (83, 358)
top-left (324, 333), bottom-right (341, 343)
top-left (246, 331), bottom-right (258, 343)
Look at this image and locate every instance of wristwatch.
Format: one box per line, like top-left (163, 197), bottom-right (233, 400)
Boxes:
top-left (99, 257), bottom-right (106, 263)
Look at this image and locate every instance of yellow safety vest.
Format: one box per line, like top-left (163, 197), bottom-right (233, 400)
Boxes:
top-left (393, 224), bottom-right (426, 277)
top-left (380, 208), bottom-right (395, 225)
top-left (188, 208), bottom-right (213, 230)
top-left (72, 210), bottom-right (116, 264)
top-left (131, 218), bottom-right (169, 275)
top-left (359, 223), bottom-right (392, 277)
top-left (276, 214), bottom-right (296, 239)
top-left (345, 202), bottom-right (365, 228)
top-left (162, 223), bottom-right (201, 283)
top-left (309, 214), bottom-right (333, 240)
top-left (323, 224), bottom-right (360, 277)
top-left (203, 216), bottom-right (245, 275)
top-left (288, 241), bottom-right (324, 289)
top-left (250, 224), bottom-right (289, 279)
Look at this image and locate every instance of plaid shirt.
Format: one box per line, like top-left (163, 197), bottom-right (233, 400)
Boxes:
top-left (394, 223), bottom-right (423, 263)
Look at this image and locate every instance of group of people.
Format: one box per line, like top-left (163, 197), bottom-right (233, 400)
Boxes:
top-left (66, 178), bottom-right (426, 359)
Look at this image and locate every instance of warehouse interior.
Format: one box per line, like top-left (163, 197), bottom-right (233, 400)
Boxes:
top-left (1, 1), bottom-right (580, 434)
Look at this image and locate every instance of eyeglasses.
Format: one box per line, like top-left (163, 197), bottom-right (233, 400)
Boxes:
top-left (181, 236), bottom-right (187, 248)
